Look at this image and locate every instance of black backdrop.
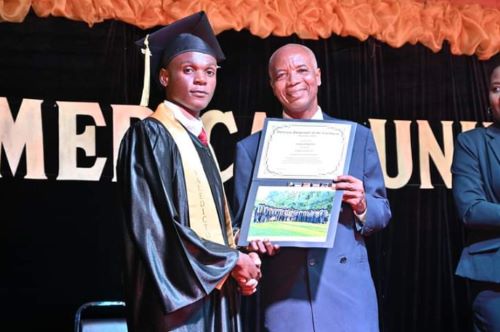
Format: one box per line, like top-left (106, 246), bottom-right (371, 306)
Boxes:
top-left (1, 10), bottom-right (499, 332)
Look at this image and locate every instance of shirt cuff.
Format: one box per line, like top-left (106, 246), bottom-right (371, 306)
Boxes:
top-left (354, 208), bottom-right (367, 224)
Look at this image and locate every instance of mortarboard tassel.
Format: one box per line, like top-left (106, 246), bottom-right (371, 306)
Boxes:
top-left (139, 34), bottom-right (151, 107)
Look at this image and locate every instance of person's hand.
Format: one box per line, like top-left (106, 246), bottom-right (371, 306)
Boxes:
top-left (231, 252), bottom-right (261, 282)
top-left (236, 228), bottom-right (279, 256)
top-left (246, 239), bottom-right (280, 256)
top-left (248, 252), bottom-right (262, 268)
top-left (239, 253), bottom-right (261, 295)
top-left (334, 175), bottom-right (366, 214)
top-left (231, 252), bottom-right (261, 296)
top-left (238, 278), bottom-right (258, 296)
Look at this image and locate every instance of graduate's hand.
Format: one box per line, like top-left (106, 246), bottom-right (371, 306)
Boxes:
top-left (248, 252), bottom-right (261, 268)
top-left (334, 175), bottom-right (367, 215)
top-left (235, 253), bottom-right (263, 295)
top-left (236, 253), bottom-right (260, 296)
top-left (231, 252), bottom-right (262, 286)
top-left (238, 278), bottom-right (258, 296)
top-left (246, 239), bottom-right (280, 256)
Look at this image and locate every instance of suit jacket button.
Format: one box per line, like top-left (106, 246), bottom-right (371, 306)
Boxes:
top-left (340, 257), bottom-right (347, 264)
top-left (308, 258), bottom-right (316, 266)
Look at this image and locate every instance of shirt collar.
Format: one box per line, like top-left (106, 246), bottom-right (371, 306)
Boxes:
top-left (282, 106), bottom-right (324, 120)
top-left (164, 100), bottom-right (204, 137)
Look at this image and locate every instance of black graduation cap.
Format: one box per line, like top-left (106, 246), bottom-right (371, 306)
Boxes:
top-left (136, 11), bottom-right (225, 106)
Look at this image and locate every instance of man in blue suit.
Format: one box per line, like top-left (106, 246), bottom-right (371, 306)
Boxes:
top-left (232, 44), bottom-right (392, 331)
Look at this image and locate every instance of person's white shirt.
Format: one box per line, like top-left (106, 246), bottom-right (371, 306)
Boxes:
top-left (164, 100), bottom-right (204, 137)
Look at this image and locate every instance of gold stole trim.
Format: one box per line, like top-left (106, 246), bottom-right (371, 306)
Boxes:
top-left (151, 104), bottom-right (235, 247)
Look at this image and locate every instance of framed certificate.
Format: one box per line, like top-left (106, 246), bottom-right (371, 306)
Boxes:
top-left (237, 118), bottom-right (357, 248)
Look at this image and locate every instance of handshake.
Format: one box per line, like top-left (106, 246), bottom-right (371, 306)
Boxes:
top-left (230, 251), bottom-right (262, 296)
top-left (230, 239), bottom-right (280, 296)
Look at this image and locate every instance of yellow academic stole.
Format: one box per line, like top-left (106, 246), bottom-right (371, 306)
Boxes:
top-left (151, 103), bottom-right (235, 248)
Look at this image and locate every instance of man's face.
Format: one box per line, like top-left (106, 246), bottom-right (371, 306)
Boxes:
top-left (489, 65), bottom-right (500, 124)
top-left (160, 51), bottom-right (217, 114)
top-left (269, 46), bottom-right (321, 119)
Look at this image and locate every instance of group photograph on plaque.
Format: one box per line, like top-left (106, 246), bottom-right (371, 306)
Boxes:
top-left (238, 118), bottom-right (357, 248)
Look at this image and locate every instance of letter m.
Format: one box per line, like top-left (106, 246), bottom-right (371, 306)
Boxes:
top-left (0, 98), bottom-right (46, 179)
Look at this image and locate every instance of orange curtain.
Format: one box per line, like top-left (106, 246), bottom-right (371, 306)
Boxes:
top-left (0, 0), bottom-right (31, 22)
top-left (1, 0), bottom-right (499, 59)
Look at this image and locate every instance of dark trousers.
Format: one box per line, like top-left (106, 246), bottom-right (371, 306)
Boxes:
top-left (471, 281), bottom-right (500, 332)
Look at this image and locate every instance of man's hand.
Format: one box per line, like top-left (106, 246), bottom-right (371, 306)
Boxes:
top-left (248, 252), bottom-right (262, 268)
top-left (238, 278), bottom-right (258, 296)
top-left (334, 175), bottom-right (366, 215)
top-left (246, 239), bottom-right (280, 256)
top-left (237, 252), bottom-right (261, 295)
top-left (235, 230), bottom-right (279, 256)
top-left (231, 252), bottom-right (262, 295)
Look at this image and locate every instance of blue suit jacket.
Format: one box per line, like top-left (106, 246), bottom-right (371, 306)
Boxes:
top-left (451, 124), bottom-right (500, 283)
top-left (233, 114), bottom-right (391, 332)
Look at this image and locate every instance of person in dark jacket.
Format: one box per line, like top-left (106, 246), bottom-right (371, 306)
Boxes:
top-left (452, 63), bottom-right (500, 332)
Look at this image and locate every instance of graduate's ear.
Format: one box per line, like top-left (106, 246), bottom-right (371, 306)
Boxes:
top-left (159, 68), bottom-right (169, 87)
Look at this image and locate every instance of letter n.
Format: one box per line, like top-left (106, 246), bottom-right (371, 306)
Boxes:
top-left (418, 120), bottom-right (453, 189)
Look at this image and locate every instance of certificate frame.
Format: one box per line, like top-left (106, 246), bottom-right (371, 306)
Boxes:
top-left (237, 118), bottom-right (357, 248)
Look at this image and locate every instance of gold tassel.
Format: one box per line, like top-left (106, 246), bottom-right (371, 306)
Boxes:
top-left (139, 34), bottom-right (151, 107)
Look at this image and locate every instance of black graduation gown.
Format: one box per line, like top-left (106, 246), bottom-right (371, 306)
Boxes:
top-left (117, 117), bottom-right (241, 332)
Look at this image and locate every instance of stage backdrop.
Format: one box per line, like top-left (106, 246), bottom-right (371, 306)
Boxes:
top-left (0, 11), bottom-right (499, 332)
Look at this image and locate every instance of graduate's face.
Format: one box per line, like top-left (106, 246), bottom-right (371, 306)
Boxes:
top-left (269, 44), bottom-right (321, 119)
top-left (160, 51), bottom-right (217, 115)
top-left (489, 65), bottom-right (500, 124)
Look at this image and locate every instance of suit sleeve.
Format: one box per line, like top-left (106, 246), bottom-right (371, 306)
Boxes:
top-left (117, 121), bottom-right (238, 314)
top-left (232, 139), bottom-right (255, 230)
top-left (451, 133), bottom-right (500, 229)
top-left (359, 128), bottom-right (392, 236)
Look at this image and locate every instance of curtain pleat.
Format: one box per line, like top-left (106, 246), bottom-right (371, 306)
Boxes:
top-left (0, 0), bottom-right (31, 22)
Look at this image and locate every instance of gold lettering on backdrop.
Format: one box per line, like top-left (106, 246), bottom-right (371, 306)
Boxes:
top-left (418, 120), bottom-right (454, 189)
top-left (0, 98), bottom-right (490, 189)
top-left (369, 119), bottom-right (413, 189)
top-left (111, 104), bottom-right (152, 181)
top-left (57, 101), bottom-right (107, 181)
top-left (0, 98), bottom-right (46, 179)
top-left (201, 109), bottom-right (238, 183)
top-left (251, 112), bottom-right (267, 134)
top-left (460, 121), bottom-right (477, 133)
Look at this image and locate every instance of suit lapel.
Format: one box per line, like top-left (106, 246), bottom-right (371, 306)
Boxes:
top-left (486, 125), bottom-right (500, 165)
top-left (322, 112), bottom-right (334, 121)
top-left (486, 125), bottom-right (500, 201)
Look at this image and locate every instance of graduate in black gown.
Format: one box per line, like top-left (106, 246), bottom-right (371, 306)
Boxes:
top-left (117, 12), bottom-right (261, 332)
